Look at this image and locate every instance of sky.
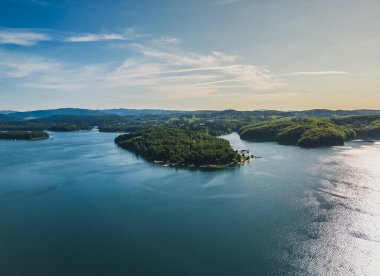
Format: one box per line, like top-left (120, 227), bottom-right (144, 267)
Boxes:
top-left (0, 0), bottom-right (379, 111)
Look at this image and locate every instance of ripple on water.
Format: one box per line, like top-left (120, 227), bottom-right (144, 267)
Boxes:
top-left (274, 140), bottom-right (380, 276)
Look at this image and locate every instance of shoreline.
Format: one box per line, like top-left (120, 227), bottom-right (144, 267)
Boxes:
top-left (151, 156), bottom-right (250, 170)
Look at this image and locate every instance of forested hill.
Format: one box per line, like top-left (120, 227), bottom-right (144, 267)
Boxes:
top-left (333, 115), bottom-right (380, 139)
top-left (115, 127), bottom-right (246, 168)
top-left (239, 118), bottom-right (356, 148)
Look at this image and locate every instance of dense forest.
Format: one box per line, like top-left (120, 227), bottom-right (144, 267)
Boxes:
top-left (115, 126), bottom-right (246, 168)
top-left (0, 131), bottom-right (49, 140)
top-left (333, 115), bottom-right (380, 139)
top-left (239, 118), bottom-right (355, 148)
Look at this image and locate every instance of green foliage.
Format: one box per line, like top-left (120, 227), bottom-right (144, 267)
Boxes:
top-left (333, 115), bottom-right (380, 139)
top-left (115, 126), bottom-right (241, 167)
top-left (239, 118), bottom-right (355, 148)
top-left (297, 128), bottom-right (345, 148)
top-left (240, 119), bottom-right (294, 141)
top-left (277, 125), bottom-right (309, 145)
top-left (0, 131), bottom-right (49, 140)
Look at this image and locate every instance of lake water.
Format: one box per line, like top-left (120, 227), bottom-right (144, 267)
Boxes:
top-left (0, 131), bottom-right (379, 275)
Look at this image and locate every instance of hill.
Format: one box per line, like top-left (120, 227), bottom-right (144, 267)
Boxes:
top-left (115, 126), bottom-right (247, 168)
top-left (333, 115), bottom-right (380, 139)
top-left (239, 118), bottom-right (355, 148)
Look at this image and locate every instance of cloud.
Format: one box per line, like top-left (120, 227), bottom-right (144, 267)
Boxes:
top-left (0, 28), bottom-right (51, 46)
top-left (106, 43), bottom-right (282, 93)
top-left (0, 28), bottom-right (134, 45)
top-left (288, 71), bottom-right (348, 76)
top-left (152, 36), bottom-right (180, 47)
top-left (0, 50), bottom-right (105, 91)
top-left (0, 34), bottom-right (282, 107)
top-left (131, 44), bottom-right (238, 67)
top-left (65, 33), bottom-right (128, 42)
top-left (1, 60), bottom-right (58, 78)
top-left (0, 51), bottom-right (58, 77)
top-left (21, 64), bottom-right (104, 91)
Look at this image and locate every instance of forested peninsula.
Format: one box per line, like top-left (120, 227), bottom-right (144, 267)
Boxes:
top-left (115, 126), bottom-right (248, 168)
top-left (239, 118), bottom-right (355, 148)
top-left (0, 131), bottom-right (49, 140)
top-left (333, 115), bottom-right (380, 139)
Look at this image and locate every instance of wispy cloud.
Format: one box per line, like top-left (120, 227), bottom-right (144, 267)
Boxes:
top-left (0, 50), bottom-right (59, 77)
top-left (5, 30), bottom-right (351, 106)
top-left (0, 35), bottom-right (282, 99)
top-left (151, 36), bottom-right (180, 47)
top-left (288, 71), bottom-right (348, 76)
top-left (0, 33), bottom-right (284, 108)
top-left (0, 50), bottom-right (105, 91)
top-left (1, 60), bottom-right (58, 78)
top-left (106, 43), bottom-right (282, 93)
top-left (21, 64), bottom-right (105, 91)
top-left (65, 33), bottom-right (128, 42)
top-left (0, 28), bottom-right (135, 45)
top-left (0, 28), bottom-right (51, 46)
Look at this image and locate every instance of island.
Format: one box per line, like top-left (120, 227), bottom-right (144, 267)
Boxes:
top-left (239, 118), bottom-right (356, 148)
top-left (115, 126), bottom-right (249, 168)
top-left (0, 131), bottom-right (49, 140)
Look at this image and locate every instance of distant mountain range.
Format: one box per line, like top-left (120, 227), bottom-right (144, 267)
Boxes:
top-left (0, 108), bottom-right (186, 120)
top-left (1, 108), bottom-right (380, 121)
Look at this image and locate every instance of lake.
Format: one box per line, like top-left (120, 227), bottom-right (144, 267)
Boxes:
top-left (0, 131), bottom-right (379, 275)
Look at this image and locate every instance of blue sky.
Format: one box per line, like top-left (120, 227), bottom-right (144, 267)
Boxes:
top-left (0, 0), bottom-right (379, 111)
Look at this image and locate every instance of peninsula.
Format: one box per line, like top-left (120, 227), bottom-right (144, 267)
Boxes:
top-left (0, 131), bottom-right (49, 140)
top-left (115, 126), bottom-right (248, 168)
top-left (239, 118), bottom-right (356, 148)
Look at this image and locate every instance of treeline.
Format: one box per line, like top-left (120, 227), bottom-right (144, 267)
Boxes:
top-left (333, 115), bottom-right (380, 139)
top-left (0, 131), bottom-right (49, 140)
top-left (98, 124), bottom-right (145, 133)
top-left (115, 126), bottom-right (241, 167)
top-left (48, 125), bottom-right (93, 131)
top-left (239, 118), bottom-right (355, 148)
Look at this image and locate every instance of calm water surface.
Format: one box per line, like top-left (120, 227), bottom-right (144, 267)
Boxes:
top-left (0, 131), bottom-right (379, 275)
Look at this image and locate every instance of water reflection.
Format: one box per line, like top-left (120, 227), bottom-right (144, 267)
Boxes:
top-left (278, 141), bottom-right (380, 275)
